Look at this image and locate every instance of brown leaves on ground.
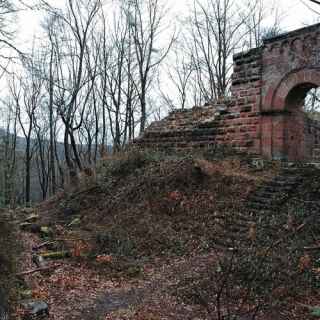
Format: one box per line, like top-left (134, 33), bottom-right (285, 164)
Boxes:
top-left (13, 152), bottom-right (320, 320)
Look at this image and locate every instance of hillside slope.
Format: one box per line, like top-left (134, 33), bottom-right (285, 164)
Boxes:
top-left (0, 210), bottom-right (20, 319)
top-left (11, 149), bottom-right (320, 320)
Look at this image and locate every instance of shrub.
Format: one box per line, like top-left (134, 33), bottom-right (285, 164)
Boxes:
top-left (97, 149), bottom-right (165, 179)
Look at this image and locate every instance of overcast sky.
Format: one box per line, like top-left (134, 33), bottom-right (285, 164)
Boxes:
top-left (3, 0), bottom-right (320, 132)
top-left (16, 0), bottom-right (320, 45)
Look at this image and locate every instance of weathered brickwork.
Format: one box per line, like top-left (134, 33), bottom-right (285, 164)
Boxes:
top-left (136, 23), bottom-right (320, 161)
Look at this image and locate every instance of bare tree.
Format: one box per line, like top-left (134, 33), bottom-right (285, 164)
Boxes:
top-left (308, 0), bottom-right (320, 5)
top-left (176, 0), bottom-right (282, 106)
top-left (160, 49), bottom-right (193, 110)
top-left (125, 0), bottom-right (174, 133)
top-left (10, 62), bottom-right (44, 205)
top-left (187, 0), bottom-right (252, 102)
top-left (0, 0), bottom-right (25, 75)
top-left (41, 0), bottom-right (102, 171)
top-left (242, 0), bottom-right (281, 48)
top-left (0, 96), bottom-right (19, 207)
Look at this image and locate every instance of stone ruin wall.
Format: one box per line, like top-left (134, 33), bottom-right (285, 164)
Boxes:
top-left (259, 23), bottom-right (320, 161)
top-left (135, 23), bottom-right (320, 162)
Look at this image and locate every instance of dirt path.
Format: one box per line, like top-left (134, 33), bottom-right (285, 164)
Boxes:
top-left (16, 223), bottom-right (216, 320)
top-left (16, 230), bottom-right (318, 320)
top-left (16, 229), bottom-right (124, 320)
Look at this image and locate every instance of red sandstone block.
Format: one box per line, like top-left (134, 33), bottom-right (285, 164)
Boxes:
top-left (273, 142), bottom-right (284, 152)
top-left (263, 88), bottom-right (274, 110)
top-left (251, 118), bottom-right (261, 125)
top-left (304, 69), bottom-right (312, 82)
top-left (237, 98), bottom-right (246, 105)
top-left (233, 119), bottom-right (242, 126)
top-left (241, 125), bottom-right (257, 132)
top-left (261, 138), bottom-right (271, 146)
top-left (253, 138), bottom-right (261, 151)
top-left (247, 96), bottom-right (257, 103)
top-left (240, 106), bottom-right (252, 113)
top-left (278, 83), bottom-right (289, 99)
top-left (227, 127), bottom-right (237, 133)
top-left (290, 73), bottom-right (300, 86)
top-left (251, 130), bottom-right (260, 139)
top-left (273, 96), bottom-right (285, 110)
top-left (298, 72), bottom-right (305, 83)
top-left (239, 125), bottom-right (251, 133)
top-left (251, 104), bottom-right (260, 113)
top-left (261, 58), bottom-right (272, 65)
top-left (239, 112), bottom-right (250, 118)
top-left (246, 112), bottom-right (260, 118)
top-left (240, 118), bottom-right (257, 125)
top-left (311, 72), bottom-right (320, 85)
top-left (251, 88), bottom-right (261, 95)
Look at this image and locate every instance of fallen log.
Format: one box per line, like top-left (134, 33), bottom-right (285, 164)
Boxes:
top-left (16, 264), bottom-right (61, 276)
top-left (40, 251), bottom-right (71, 260)
top-left (304, 245), bottom-right (320, 251)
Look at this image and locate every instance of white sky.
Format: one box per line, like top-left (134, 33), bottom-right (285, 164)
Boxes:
top-left (3, 0), bottom-right (320, 133)
top-left (16, 0), bottom-right (320, 46)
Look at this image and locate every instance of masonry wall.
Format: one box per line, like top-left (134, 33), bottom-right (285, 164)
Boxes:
top-left (260, 24), bottom-right (320, 160)
top-left (224, 48), bottom-right (263, 153)
top-left (137, 23), bottom-right (320, 161)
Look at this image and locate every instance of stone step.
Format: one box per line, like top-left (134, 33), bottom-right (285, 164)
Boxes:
top-left (253, 189), bottom-right (278, 198)
top-left (261, 185), bottom-right (293, 194)
top-left (196, 121), bottom-right (221, 129)
top-left (273, 178), bottom-right (300, 185)
top-left (139, 136), bottom-right (216, 145)
top-left (247, 195), bottom-right (275, 205)
top-left (223, 225), bottom-right (248, 234)
top-left (144, 128), bottom-right (218, 138)
top-left (274, 173), bottom-right (301, 181)
top-left (247, 201), bottom-right (276, 211)
top-left (146, 124), bottom-right (198, 132)
top-left (246, 207), bottom-right (273, 215)
top-left (135, 140), bottom-right (217, 149)
top-left (143, 106), bottom-right (221, 135)
top-left (267, 180), bottom-right (298, 189)
top-left (155, 110), bottom-right (217, 123)
top-left (244, 167), bottom-right (305, 216)
top-left (136, 137), bottom-right (215, 144)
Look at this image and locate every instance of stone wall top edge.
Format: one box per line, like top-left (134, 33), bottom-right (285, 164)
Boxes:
top-left (168, 101), bottom-right (233, 115)
top-left (263, 22), bottom-right (320, 45)
top-left (233, 47), bottom-right (262, 61)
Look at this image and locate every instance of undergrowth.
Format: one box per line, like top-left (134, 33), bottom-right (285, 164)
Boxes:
top-left (37, 148), bottom-right (320, 318)
top-left (0, 212), bottom-right (20, 318)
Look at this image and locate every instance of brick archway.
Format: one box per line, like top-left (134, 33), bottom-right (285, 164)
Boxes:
top-left (261, 70), bottom-right (320, 160)
top-left (230, 23), bottom-right (320, 161)
top-left (264, 69), bottom-right (320, 112)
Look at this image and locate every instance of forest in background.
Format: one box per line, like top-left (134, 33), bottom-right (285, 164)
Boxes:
top-left (1, 2), bottom-right (320, 319)
top-left (0, 0), bottom-right (319, 207)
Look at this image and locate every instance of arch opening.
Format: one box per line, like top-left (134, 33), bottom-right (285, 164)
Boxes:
top-left (304, 87), bottom-right (320, 120)
top-left (283, 83), bottom-right (320, 161)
